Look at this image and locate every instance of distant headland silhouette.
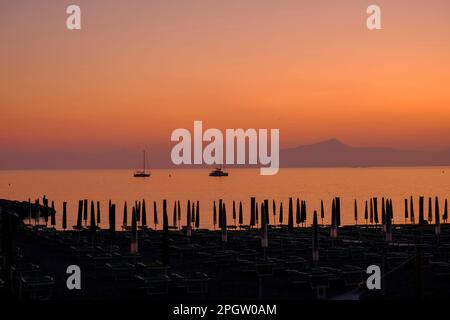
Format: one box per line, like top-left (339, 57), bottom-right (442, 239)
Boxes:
top-left (280, 139), bottom-right (450, 168)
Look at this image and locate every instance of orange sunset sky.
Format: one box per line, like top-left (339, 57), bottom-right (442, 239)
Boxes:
top-left (1, 0), bottom-right (449, 168)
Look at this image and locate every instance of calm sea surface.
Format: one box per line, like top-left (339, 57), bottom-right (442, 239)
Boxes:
top-left (1, 168), bottom-right (449, 229)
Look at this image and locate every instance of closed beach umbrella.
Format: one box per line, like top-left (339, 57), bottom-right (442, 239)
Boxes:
top-left (354, 200), bottom-right (358, 224)
top-left (141, 199), bottom-right (147, 226)
top-left (136, 201), bottom-right (141, 222)
top-left (90, 201), bottom-right (96, 233)
top-left (130, 207), bottom-right (138, 254)
top-left (264, 199), bottom-right (269, 225)
top-left (187, 200), bottom-right (191, 224)
top-left (83, 199), bottom-right (88, 225)
top-left (442, 199), bottom-right (448, 222)
top-left (213, 201), bottom-right (217, 229)
top-left (153, 201), bottom-right (158, 229)
top-left (162, 200), bottom-right (169, 265)
top-left (96, 201), bottom-right (101, 226)
top-left (35, 199), bottom-right (40, 225)
top-left (76, 200), bottom-right (83, 230)
top-left (50, 201), bottom-right (56, 227)
top-left (221, 203), bottom-right (227, 243)
top-left (370, 198), bottom-right (374, 224)
top-left (338, 197), bottom-right (343, 224)
top-left (62, 202), bottom-right (67, 230)
top-left (390, 199), bottom-right (395, 224)
top-left (386, 199), bottom-right (392, 242)
top-left (279, 202), bottom-right (283, 224)
top-left (232, 201), bottom-right (236, 225)
top-left (255, 202), bottom-right (259, 226)
top-left (123, 202), bottom-right (128, 228)
top-left (272, 200), bottom-right (276, 224)
top-left (173, 201), bottom-right (177, 228)
top-left (404, 198), bottom-right (409, 223)
top-left (218, 199), bottom-right (223, 229)
top-left (373, 197), bottom-right (379, 224)
top-left (419, 196), bottom-right (424, 225)
top-left (261, 202), bottom-right (264, 225)
top-left (410, 196), bottom-right (415, 224)
top-left (364, 200), bottom-right (368, 224)
top-left (331, 198), bottom-right (337, 238)
top-left (44, 201), bottom-right (49, 226)
top-left (331, 198), bottom-right (335, 226)
top-left (186, 200), bottom-right (191, 236)
top-left (191, 201), bottom-right (195, 224)
top-left (312, 210), bottom-right (319, 263)
top-left (250, 197), bottom-right (256, 228)
top-left (288, 197), bottom-right (294, 231)
top-left (109, 203), bottom-right (116, 240)
top-left (238, 201), bottom-right (243, 225)
top-left (381, 197), bottom-right (386, 226)
top-left (295, 198), bottom-right (301, 226)
top-left (428, 197), bottom-right (433, 223)
top-left (435, 197), bottom-right (441, 236)
top-left (177, 200), bottom-right (181, 226)
top-left (321, 200), bottom-right (325, 224)
top-left (195, 201), bottom-right (200, 229)
top-left (261, 203), bottom-right (268, 252)
top-left (301, 200), bottom-right (307, 225)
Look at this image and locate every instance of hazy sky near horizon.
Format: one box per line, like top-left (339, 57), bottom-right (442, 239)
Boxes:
top-left (1, 0), bottom-right (450, 168)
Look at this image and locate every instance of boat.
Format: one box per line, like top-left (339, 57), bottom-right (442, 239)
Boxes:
top-left (209, 166), bottom-right (228, 177)
top-left (133, 151), bottom-right (151, 177)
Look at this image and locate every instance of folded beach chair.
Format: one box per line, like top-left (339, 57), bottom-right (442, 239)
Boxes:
top-left (105, 262), bottom-right (137, 280)
top-left (170, 272), bottom-right (210, 296)
top-left (134, 273), bottom-right (170, 296)
top-left (19, 274), bottom-right (54, 300)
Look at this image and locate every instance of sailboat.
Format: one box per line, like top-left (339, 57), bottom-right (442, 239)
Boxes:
top-left (133, 151), bottom-right (151, 177)
top-left (209, 165), bottom-right (228, 177)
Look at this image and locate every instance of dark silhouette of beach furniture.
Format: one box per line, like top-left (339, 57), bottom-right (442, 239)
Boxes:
top-left (136, 261), bottom-right (169, 275)
top-left (429, 261), bottom-right (450, 279)
top-left (10, 263), bottom-right (40, 295)
top-left (134, 262), bottom-right (171, 295)
top-left (135, 273), bottom-right (170, 296)
top-left (170, 272), bottom-right (210, 296)
top-left (340, 265), bottom-right (365, 286)
top-left (105, 262), bottom-right (137, 280)
top-left (19, 274), bottom-right (54, 300)
top-left (85, 252), bottom-right (114, 271)
top-left (308, 268), bottom-right (331, 299)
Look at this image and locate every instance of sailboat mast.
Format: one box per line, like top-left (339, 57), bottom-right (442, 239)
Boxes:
top-left (143, 150), bottom-right (146, 172)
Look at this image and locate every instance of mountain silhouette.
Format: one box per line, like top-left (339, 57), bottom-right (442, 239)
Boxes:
top-left (280, 139), bottom-right (450, 167)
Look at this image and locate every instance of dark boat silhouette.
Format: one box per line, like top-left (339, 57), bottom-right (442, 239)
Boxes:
top-left (133, 151), bottom-right (151, 177)
top-left (209, 166), bottom-right (228, 177)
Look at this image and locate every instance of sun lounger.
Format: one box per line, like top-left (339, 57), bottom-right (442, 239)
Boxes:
top-left (286, 269), bottom-right (309, 286)
top-left (10, 263), bottom-right (40, 295)
top-left (105, 262), bottom-right (137, 280)
top-left (135, 273), bottom-right (170, 296)
top-left (19, 274), bottom-right (54, 300)
top-left (171, 272), bottom-right (210, 295)
top-left (136, 261), bottom-right (169, 276)
top-left (85, 253), bottom-right (114, 270)
top-left (308, 268), bottom-right (331, 290)
top-left (429, 261), bottom-right (450, 278)
top-left (340, 265), bottom-right (365, 286)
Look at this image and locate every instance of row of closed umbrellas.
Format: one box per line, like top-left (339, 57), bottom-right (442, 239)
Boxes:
top-left (27, 195), bottom-right (448, 232)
